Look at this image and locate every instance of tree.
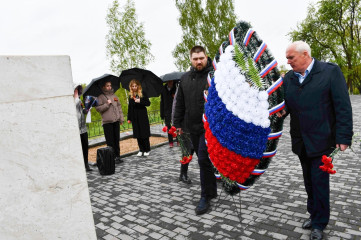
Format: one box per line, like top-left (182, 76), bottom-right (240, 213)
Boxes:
top-left (288, 0), bottom-right (361, 94)
top-left (105, 0), bottom-right (155, 114)
top-left (173, 0), bottom-right (237, 71)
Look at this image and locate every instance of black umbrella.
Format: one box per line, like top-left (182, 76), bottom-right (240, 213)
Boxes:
top-left (82, 74), bottom-right (120, 97)
top-left (160, 71), bottom-right (185, 82)
top-left (119, 68), bottom-right (163, 98)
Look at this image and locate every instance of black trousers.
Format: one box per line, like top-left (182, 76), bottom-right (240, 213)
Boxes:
top-left (164, 117), bottom-right (174, 144)
top-left (298, 145), bottom-right (330, 230)
top-left (190, 133), bottom-right (217, 198)
top-left (103, 121), bottom-right (120, 157)
top-left (137, 137), bottom-right (150, 152)
top-left (80, 132), bottom-right (89, 168)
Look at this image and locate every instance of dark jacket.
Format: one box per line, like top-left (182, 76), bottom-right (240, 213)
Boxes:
top-left (127, 91), bottom-right (151, 138)
top-left (173, 57), bottom-right (213, 135)
top-left (160, 84), bottom-right (177, 124)
top-left (283, 59), bottom-right (353, 157)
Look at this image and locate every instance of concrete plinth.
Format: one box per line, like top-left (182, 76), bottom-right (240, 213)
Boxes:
top-left (0, 56), bottom-right (96, 239)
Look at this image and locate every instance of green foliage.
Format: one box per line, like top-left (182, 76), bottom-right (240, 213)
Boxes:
top-left (173, 0), bottom-right (237, 71)
top-left (106, 0), bottom-right (154, 72)
top-left (233, 44), bottom-right (246, 70)
top-left (148, 96), bottom-right (160, 112)
top-left (233, 44), bottom-right (264, 89)
top-left (105, 0), bottom-right (155, 114)
top-left (247, 58), bottom-right (264, 89)
top-left (288, 0), bottom-right (361, 94)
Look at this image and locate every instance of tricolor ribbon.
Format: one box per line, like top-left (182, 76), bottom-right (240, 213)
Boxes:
top-left (212, 58), bottom-right (217, 70)
top-left (203, 90), bottom-right (208, 102)
top-left (253, 42), bottom-right (267, 62)
top-left (229, 28), bottom-right (236, 45)
top-left (243, 28), bottom-right (255, 46)
top-left (237, 183), bottom-right (249, 190)
top-left (207, 74), bottom-right (212, 87)
top-left (251, 169), bottom-right (266, 175)
top-left (260, 59), bottom-right (278, 78)
top-left (214, 172), bottom-right (221, 180)
top-left (268, 131), bottom-right (283, 140)
top-left (269, 101), bottom-right (285, 115)
top-left (202, 113), bottom-right (207, 123)
top-left (263, 149), bottom-right (277, 158)
top-left (266, 77), bottom-right (283, 95)
top-left (219, 44), bottom-right (224, 55)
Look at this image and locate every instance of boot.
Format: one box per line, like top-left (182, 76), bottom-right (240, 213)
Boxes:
top-left (179, 172), bottom-right (192, 184)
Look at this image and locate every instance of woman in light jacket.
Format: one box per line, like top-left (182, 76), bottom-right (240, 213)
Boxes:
top-left (95, 81), bottom-right (124, 164)
top-left (127, 79), bottom-right (151, 156)
top-left (74, 84), bottom-right (92, 172)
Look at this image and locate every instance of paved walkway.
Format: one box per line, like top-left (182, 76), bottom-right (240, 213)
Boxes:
top-left (86, 95), bottom-right (361, 240)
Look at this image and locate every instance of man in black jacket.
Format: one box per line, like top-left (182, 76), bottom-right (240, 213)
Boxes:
top-left (278, 41), bottom-right (353, 240)
top-left (160, 80), bottom-right (177, 147)
top-left (174, 45), bottom-right (217, 215)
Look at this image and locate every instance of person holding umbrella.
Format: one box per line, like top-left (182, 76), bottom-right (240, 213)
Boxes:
top-left (160, 80), bottom-right (177, 148)
top-left (73, 84), bottom-right (92, 172)
top-left (127, 79), bottom-right (151, 157)
top-left (94, 80), bottom-right (124, 164)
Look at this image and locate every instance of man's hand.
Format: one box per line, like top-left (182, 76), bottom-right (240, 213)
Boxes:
top-left (135, 98), bottom-right (140, 103)
top-left (276, 109), bottom-right (286, 118)
top-left (177, 128), bottom-right (183, 135)
top-left (336, 144), bottom-right (348, 151)
top-left (107, 99), bottom-right (111, 104)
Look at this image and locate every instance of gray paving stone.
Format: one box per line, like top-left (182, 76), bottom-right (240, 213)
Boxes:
top-left (86, 95), bottom-right (361, 239)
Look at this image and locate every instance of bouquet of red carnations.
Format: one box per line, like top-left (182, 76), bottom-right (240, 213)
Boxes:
top-left (162, 126), bottom-right (193, 164)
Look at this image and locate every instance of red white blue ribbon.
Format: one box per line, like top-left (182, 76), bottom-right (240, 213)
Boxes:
top-left (260, 59), bottom-right (278, 78)
top-left (237, 183), bottom-right (249, 190)
top-left (263, 149), bottom-right (277, 158)
top-left (266, 77), bottom-right (283, 95)
top-left (251, 169), bottom-right (266, 175)
top-left (202, 113), bottom-right (207, 123)
top-left (253, 42), bottom-right (267, 62)
top-left (243, 29), bottom-right (255, 46)
top-left (268, 131), bottom-right (283, 140)
top-left (229, 28), bottom-right (236, 45)
top-left (203, 90), bottom-right (208, 102)
top-left (219, 44), bottom-right (224, 55)
top-left (268, 101), bottom-right (285, 116)
top-left (207, 74), bottom-right (212, 87)
top-left (214, 172), bottom-right (221, 179)
top-left (212, 58), bottom-right (217, 70)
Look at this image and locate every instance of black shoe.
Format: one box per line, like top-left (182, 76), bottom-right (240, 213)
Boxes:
top-left (302, 218), bottom-right (312, 229)
top-left (195, 197), bottom-right (210, 215)
top-left (310, 229), bottom-right (323, 240)
top-left (115, 157), bottom-right (124, 164)
top-left (179, 173), bottom-right (192, 184)
top-left (86, 167), bottom-right (93, 172)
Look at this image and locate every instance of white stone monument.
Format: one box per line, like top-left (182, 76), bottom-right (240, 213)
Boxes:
top-left (0, 56), bottom-right (97, 239)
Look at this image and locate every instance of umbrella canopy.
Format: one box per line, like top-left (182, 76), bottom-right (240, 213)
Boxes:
top-left (82, 74), bottom-right (120, 97)
top-left (160, 71), bottom-right (185, 82)
top-left (119, 68), bottom-right (163, 98)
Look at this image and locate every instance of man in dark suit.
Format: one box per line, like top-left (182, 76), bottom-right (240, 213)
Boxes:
top-left (278, 41), bottom-right (353, 240)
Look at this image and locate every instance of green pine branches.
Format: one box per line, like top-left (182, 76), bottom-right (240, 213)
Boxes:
top-left (233, 44), bottom-right (265, 89)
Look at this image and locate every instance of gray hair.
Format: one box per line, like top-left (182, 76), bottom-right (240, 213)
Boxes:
top-left (287, 41), bottom-right (312, 57)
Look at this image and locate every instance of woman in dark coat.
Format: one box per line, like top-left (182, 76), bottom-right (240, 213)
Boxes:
top-left (127, 79), bottom-right (151, 156)
top-left (160, 80), bottom-right (177, 147)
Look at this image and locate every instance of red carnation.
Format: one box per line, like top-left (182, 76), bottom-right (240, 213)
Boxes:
top-left (319, 155), bottom-right (336, 174)
top-left (162, 126), bottom-right (168, 132)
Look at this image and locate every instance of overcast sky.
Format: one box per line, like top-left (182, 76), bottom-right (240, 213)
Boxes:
top-left (0, 0), bottom-right (316, 85)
